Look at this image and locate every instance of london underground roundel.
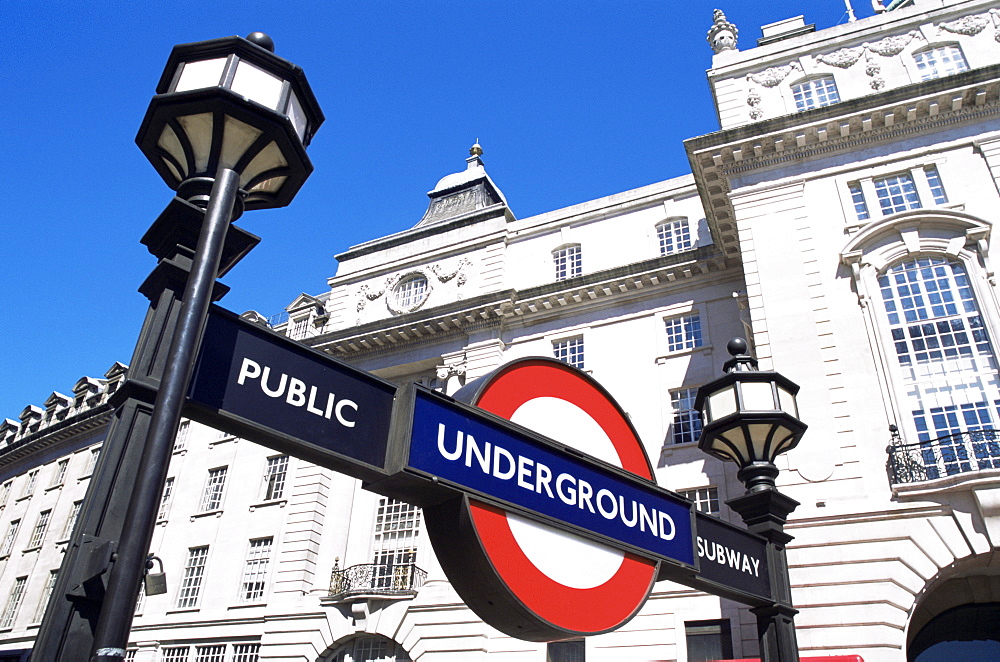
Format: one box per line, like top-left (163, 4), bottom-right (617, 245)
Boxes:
top-left (423, 357), bottom-right (660, 641)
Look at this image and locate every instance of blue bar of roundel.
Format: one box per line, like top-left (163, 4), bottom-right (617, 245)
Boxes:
top-left (408, 391), bottom-right (695, 566)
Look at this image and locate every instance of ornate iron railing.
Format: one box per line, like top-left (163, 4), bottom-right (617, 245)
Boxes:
top-left (887, 428), bottom-right (1000, 485)
top-left (328, 561), bottom-right (427, 600)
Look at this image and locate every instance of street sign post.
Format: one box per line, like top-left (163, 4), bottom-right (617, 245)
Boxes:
top-left (181, 318), bottom-right (776, 640)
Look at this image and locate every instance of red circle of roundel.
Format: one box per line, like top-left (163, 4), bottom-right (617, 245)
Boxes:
top-left (468, 358), bottom-right (658, 635)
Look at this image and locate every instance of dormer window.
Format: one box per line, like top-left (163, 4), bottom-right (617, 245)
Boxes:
top-left (393, 274), bottom-right (429, 312)
top-left (913, 44), bottom-right (968, 81)
top-left (791, 76), bottom-right (840, 111)
top-left (553, 244), bottom-right (582, 281)
top-left (656, 218), bottom-right (692, 256)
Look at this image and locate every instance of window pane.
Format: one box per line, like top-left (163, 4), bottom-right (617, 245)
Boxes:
top-left (200, 467), bottom-right (228, 512)
top-left (914, 44), bottom-right (969, 81)
top-left (372, 498), bottom-right (422, 590)
top-left (177, 546), bottom-right (209, 608)
top-left (554, 244), bottom-right (583, 281)
top-left (262, 456), bottom-right (289, 501)
top-left (874, 172), bottom-right (921, 215)
top-left (553, 337), bottom-right (585, 370)
top-left (657, 219), bottom-right (692, 256)
top-left (671, 388), bottom-right (703, 445)
top-left (792, 76), bottom-right (840, 111)
top-left (665, 313), bottom-right (703, 352)
top-left (241, 538), bottom-right (273, 602)
top-left (848, 183), bottom-right (869, 221)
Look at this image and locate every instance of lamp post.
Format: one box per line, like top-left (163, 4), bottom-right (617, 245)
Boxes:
top-left (695, 338), bottom-right (807, 662)
top-left (32, 33), bottom-right (322, 662)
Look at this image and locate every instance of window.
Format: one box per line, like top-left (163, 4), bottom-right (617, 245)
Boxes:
top-left (665, 313), bottom-right (703, 352)
top-left (1, 520), bottom-right (20, 556)
top-left (28, 510), bottom-right (51, 548)
top-left (161, 647), bottom-right (190, 662)
top-left (849, 166), bottom-right (949, 221)
top-left (158, 477), bottom-right (175, 521)
top-left (195, 645), bottom-right (226, 662)
top-left (33, 570), bottom-right (58, 622)
top-left (52, 459), bottom-right (69, 486)
top-left (878, 257), bottom-right (1000, 475)
top-left (125, 652), bottom-right (137, 662)
top-left (84, 447), bottom-right (101, 476)
top-left (547, 640), bottom-right (585, 662)
top-left (791, 76), bottom-right (840, 111)
top-left (553, 337), bottom-right (585, 370)
top-left (393, 274), bottom-right (429, 311)
top-left (679, 487), bottom-right (720, 515)
top-left (21, 470), bottom-right (38, 498)
top-left (913, 44), bottom-right (969, 81)
top-left (0, 482), bottom-right (11, 508)
top-left (290, 317), bottom-right (309, 340)
top-left (874, 171), bottom-right (921, 215)
top-left (372, 498), bottom-right (421, 590)
top-left (261, 455), bottom-right (289, 501)
top-left (657, 218), bottom-right (693, 256)
top-left (62, 501), bottom-right (82, 539)
top-left (232, 644), bottom-right (261, 662)
top-left (685, 619), bottom-right (733, 662)
top-left (200, 467), bottom-right (228, 512)
top-left (240, 537), bottom-right (273, 602)
top-left (0, 577), bottom-right (26, 629)
top-left (175, 420), bottom-right (190, 452)
top-left (177, 546), bottom-right (209, 608)
top-left (848, 183), bottom-right (870, 221)
top-left (553, 244), bottom-right (582, 281)
top-left (670, 388), bottom-right (703, 445)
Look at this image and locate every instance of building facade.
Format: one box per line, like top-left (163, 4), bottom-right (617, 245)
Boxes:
top-left (2, 1), bottom-right (1000, 660)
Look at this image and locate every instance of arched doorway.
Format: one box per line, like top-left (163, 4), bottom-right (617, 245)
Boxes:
top-left (910, 602), bottom-right (1000, 661)
top-left (320, 634), bottom-right (411, 662)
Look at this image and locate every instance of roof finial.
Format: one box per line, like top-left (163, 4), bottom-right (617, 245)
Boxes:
top-left (470, 140), bottom-right (483, 157)
top-left (708, 9), bottom-right (738, 54)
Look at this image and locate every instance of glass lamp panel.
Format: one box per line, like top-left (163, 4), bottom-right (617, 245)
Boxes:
top-left (249, 175), bottom-right (287, 196)
top-left (219, 116), bottom-right (263, 171)
top-left (241, 141), bottom-right (288, 187)
top-left (777, 385), bottom-right (798, 417)
top-left (161, 156), bottom-right (183, 184)
top-left (174, 58), bottom-right (227, 92)
top-left (175, 113), bottom-right (215, 174)
top-left (231, 60), bottom-right (284, 110)
top-left (156, 123), bottom-right (187, 181)
top-left (748, 423), bottom-right (775, 462)
top-left (715, 429), bottom-right (749, 464)
top-left (287, 90), bottom-right (307, 142)
top-left (774, 428), bottom-right (797, 455)
top-left (707, 385), bottom-right (738, 422)
top-left (741, 381), bottom-right (777, 411)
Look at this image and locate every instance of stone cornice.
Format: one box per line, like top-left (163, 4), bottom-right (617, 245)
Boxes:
top-left (308, 246), bottom-right (729, 359)
top-left (0, 404), bottom-right (112, 470)
top-left (686, 64), bottom-right (1000, 260)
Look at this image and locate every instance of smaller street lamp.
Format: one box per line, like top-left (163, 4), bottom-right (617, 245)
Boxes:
top-left (695, 338), bottom-right (806, 662)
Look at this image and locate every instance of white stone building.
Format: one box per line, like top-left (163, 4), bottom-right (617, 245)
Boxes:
top-left (1, 1), bottom-right (999, 660)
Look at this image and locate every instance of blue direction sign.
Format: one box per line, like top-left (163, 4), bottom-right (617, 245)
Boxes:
top-left (405, 386), bottom-right (696, 568)
top-left (185, 307), bottom-right (398, 480)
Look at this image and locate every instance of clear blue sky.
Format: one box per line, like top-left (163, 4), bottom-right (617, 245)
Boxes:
top-left (1, 1), bottom-right (874, 418)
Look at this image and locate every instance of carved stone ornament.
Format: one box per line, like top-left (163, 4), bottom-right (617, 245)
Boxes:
top-left (746, 88), bottom-right (762, 120)
top-left (747, 62), bottom-right (802, 88)
top-left (428, 258), bottom-right (472, 286)
top-left (708, 9), bottom-right (738, 54)
top-left (993, 9), bottom-right (1000, 43)
top-left (938, 12), bottom-right (990, 36)
top-left (355, 257), bottom-right (472, 316)
top-left (863, 31), bottom-right (921, 57)
top-left (817, 46), bottom-right (865, 69)
top-left (865, 52), bottom-right (885, 90)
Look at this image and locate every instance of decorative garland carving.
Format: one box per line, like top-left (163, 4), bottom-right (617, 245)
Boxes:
top-left (354, 257), bottom-right (472, 315)
top-left (863, 31), bottom-right (921, 57)
top-left (817, 46), bottom-right (865, 69)
top-left (993, 8), bottom-right (1000, 43)
top-left (939, 13), bottom-right (990, 36)
top-left (747, 62), bottom-right (801, 88)
top-left (865, 52), bottom-right (885, 91)
top-left (746, 88), bottom-right (762, 120)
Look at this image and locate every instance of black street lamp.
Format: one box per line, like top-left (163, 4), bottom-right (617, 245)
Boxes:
top-left (696, 338), bottom-right (807, 662)
top-left (32, 33), bottom-right (322, 662)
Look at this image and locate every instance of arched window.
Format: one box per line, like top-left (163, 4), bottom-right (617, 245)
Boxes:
top-left (841, 211), bottom-right (1000, 482)
top-left (791, 76), bottom-right (840, 111)
top-left (656, 217), bottom-right (692, 256)
top-left (553, 243), bottom-right (582, 281)
top-left (913, 44), bottom-right (969, 81)
top-left (325, 635), bottom-right (411, 662)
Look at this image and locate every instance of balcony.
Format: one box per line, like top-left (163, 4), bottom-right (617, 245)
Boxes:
top-left (887, 428), bottom-right (1000, 486)
top-left (327, 561), bottom-right (427, 602)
